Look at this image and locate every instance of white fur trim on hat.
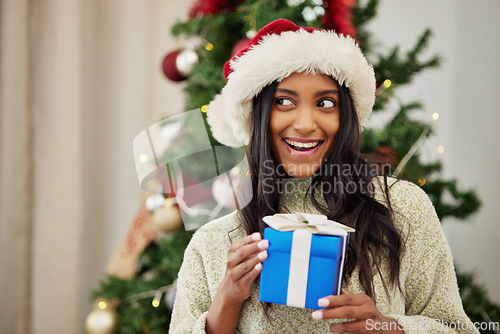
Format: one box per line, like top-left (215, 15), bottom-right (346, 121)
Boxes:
top-left (207, 28), bottom-right (375, 148)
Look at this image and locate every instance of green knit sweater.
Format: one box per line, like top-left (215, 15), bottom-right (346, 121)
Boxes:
top-left (169, 177), bottom-right (477, 333)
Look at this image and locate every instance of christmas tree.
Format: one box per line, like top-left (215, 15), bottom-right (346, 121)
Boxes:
top-left (90, 1), bottom-right (498, 333)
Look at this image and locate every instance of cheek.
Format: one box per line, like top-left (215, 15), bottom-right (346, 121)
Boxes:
top-left (328, 123), bottom-right (341, 138)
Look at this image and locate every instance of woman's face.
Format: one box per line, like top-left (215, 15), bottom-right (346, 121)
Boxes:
top-left (270, 72), bottom-right (340, 178)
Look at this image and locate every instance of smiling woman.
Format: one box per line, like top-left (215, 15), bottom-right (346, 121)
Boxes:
top-left (270, 73), bottom-right (341, 178)
top-left (169, 19), bottom-right (478, 334)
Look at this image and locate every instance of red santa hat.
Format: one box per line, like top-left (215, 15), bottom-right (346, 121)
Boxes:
top-left (207, 19), bottom-right (375, 148)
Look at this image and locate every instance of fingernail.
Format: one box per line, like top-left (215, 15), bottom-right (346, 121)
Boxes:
top-left (318, 298), bottom-right (329, 307)
top-left (257, 250), bottom-right (267, 260)
top-left (252, 233), bottom-right (261, 241)
top-left (257, 239), bottom-right (269, 249)
top-left (311, 310), bottom-right (322, 320)
top-left (254, 263), bottom-right (262, 271)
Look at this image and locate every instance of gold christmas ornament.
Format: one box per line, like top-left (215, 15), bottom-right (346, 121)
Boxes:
top-left (152, 198), bottom-right (183, 232)
top-left (85, 299), bottom-right (117, 334)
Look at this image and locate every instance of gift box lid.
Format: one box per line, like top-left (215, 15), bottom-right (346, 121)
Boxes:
top-left (265, 227), bottom-right (343, 258)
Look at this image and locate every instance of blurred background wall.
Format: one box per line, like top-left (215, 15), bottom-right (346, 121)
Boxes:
top-left (0, 0), bottom-right (498, 333)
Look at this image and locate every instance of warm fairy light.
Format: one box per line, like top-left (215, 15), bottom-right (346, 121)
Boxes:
top-left (152, 290), bottom-right (162, 308)
top-left (383, 79), bottom-right (392, 88)
top-left (200, 105), bottom-right (208, 113)
top-left (437, 145), bottom-right (445, 154)
top-left (205, 43), bottom-right (214, 51)
top-left (98, 301), bottom-right (107, 310)
top-left (432, 112), bottom-right (439, 121)
top-left (139, 154), bottom-right (148, 163)
top-left (418, 178), bottom-right (426, 186)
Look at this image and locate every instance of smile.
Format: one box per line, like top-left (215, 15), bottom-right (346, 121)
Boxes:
top-left (284, 139), bottom-right (322, 151)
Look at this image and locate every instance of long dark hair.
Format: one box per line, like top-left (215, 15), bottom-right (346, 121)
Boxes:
top-left (239, 78), bottom-right (404, 301)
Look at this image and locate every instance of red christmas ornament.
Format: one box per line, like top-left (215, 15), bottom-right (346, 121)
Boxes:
top-left (162, 49), bottom-right (199, 82)
top-left (189, 0), bottom-right (242, 18)
top-left (162, 50), bottom-right (186, 82)
top-left (322, 0), bottom-right (357, 39)
top-left (231, 38), bottom-right (251, 56)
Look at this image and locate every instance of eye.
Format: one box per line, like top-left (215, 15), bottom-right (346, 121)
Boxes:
top-left (276, 97), bottom-right (294, 106)
top-left (317, 99), bottom-right (336, 108)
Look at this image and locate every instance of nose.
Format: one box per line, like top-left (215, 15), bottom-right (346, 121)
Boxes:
top-left (292, 107), bottom-right (317, 134)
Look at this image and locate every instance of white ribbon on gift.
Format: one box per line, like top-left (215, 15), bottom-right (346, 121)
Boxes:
top-left (262, 213), bottom-right (355, 308)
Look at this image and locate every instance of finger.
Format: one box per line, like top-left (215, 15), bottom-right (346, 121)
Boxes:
top-left (341, 289), bottom-right (352, 295)
top-left (318, 293), bottom-right (369, 308)
top-left (227, 238), bottom-right (268, 268)
top-left (312, 305), bottom-right (370, 321)
top-left (239, 261), bottom-right (264, 286)
top-left (230, 249), bottom-right (268, 281)
top-left (229, 232), bottom-right (262, 252)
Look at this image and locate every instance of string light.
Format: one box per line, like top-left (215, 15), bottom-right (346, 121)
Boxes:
top-left (395, 125), bottom-right (430, 177)
top-left (418, 178), bottom-right (426, 186)
top-left (395, 108), bottom-right (444, 176)
top-left (383, 79), bottom-right (392, 88)
top-left (98, 300), bottom-right (108, 310)
top-left (111, 284), bottom-right (174, 309)
top-left (152, 290), bottom-right (162, 308)
top-left (139, 154), bottom-right (148, 163)
top-left (200, 105), bottom-right (208, 113)
top-left (205, 43), bottom-right (214, 51)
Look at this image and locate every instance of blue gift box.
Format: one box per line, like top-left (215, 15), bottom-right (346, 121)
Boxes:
top-left (258, 227), bottom-right (348, 310)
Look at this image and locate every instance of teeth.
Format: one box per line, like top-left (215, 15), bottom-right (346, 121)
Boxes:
top-left (285, 139), bottom-right (320, 149)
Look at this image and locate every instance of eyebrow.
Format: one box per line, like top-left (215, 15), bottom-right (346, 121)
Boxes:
top-left (275, 88), bottom-right (339, 97)
top-left (315, 89), bottom-right (339, 97)
top-left (276, 88), bottom-right (298, 96)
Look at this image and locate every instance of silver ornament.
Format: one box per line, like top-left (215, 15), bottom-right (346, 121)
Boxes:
top-left (246, 30), bottom-right (257, 39)
top-left (302, 6), bottom-right (317, 22)
top-left (146, 194), bottom-right (165, 212)
top-left (176, 49), bottom-right (199, 77)
top-left (286, 0), bottom-right (305, 6)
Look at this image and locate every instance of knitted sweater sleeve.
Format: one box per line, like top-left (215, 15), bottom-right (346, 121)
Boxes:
top-left (168, 230), bottom-right (212, 334)
top-left (383, 180), bottom-right (478, 334)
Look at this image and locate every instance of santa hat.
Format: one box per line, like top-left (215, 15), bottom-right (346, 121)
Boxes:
top-left (207, 19), bottom-right (375, 148)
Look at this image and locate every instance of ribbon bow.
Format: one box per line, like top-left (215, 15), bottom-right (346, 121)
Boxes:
top-left (262, 213), bottom-right (355, 235)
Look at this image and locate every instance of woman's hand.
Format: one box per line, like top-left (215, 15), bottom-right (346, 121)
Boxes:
top-left (218, 232), bottom-right (269, 304)
top-left (206, 232), bottom-right (269, 334)
top-left (311, 290), bottom-right (404, 334)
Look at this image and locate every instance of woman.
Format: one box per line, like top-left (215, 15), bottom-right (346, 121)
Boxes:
top-left (169, 19), bottom-right (477, 334)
